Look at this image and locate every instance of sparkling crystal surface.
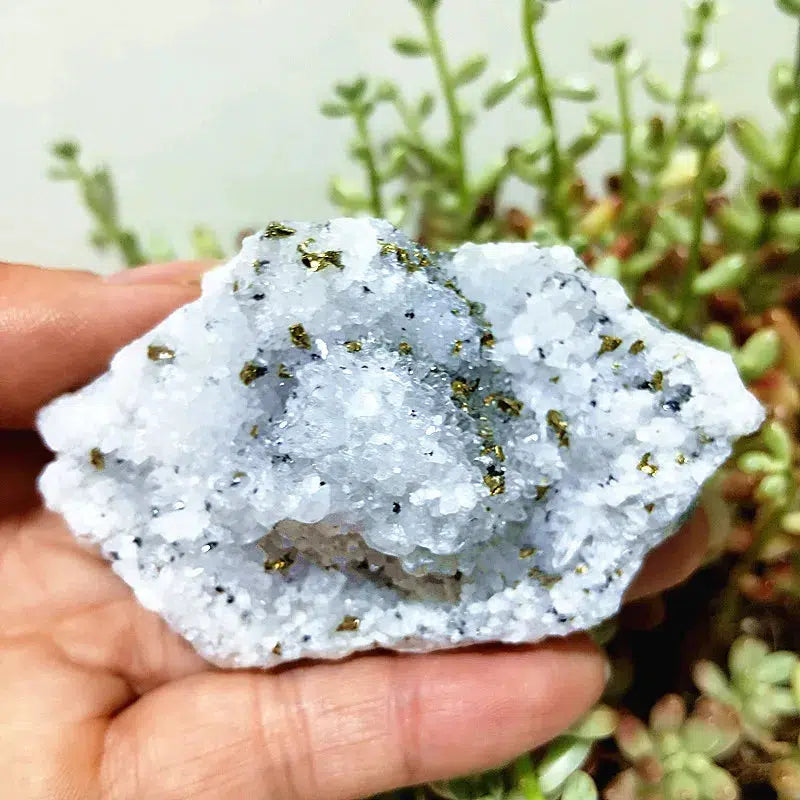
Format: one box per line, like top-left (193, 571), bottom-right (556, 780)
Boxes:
top-left (37, 218), bottom-right (764, 666)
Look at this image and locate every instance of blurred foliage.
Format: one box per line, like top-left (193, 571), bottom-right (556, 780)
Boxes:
top-left (372, 636), bottom-right (800, 800)
top-left (48, 0), bottom-right (800, 798)
top-left (48, 141), bottom-right (147, 267)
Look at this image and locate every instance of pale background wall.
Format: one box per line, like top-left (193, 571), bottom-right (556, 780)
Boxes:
top-left (0, 0), bottom-right (792, 272)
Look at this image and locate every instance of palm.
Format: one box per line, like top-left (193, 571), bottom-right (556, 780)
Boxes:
top-left (0, 431), bottom-right (210, 790)
top-left (0, 262), bottom-right (706, 800)
top-left (4, 433), bottom-right (205, 680)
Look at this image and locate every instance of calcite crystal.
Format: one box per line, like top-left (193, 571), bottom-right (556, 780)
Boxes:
top-left (38, 218), bottom-right (763, 667)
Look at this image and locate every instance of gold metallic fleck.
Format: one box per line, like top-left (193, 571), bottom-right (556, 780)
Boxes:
top-left (264, 553), bottom-right (295, 572)
top-left (336, 615), bottom-right (360, 632)
top-left (398, 341), bottom-right (413, 355)
top-left (484, 394), bottom-right (524, 416)
top-left (546, 409), bottom-right (570, 447)
top-left (378, 240), bottom-right (429, 272)
top-left (147, 344), bottom-right (175, 362)
top-left (89, 447), bottom-right (105, 470)
top-left (519, 547), bottom-right (537, 559)
top-left (536, 484), bottom-right (551, 500)
top-left (483, 473), bottom-right (506, 496)
top-left (289, 323), bottom-right (312, 349)
top-left (629, 339), bottom-right (646, 355)
top-left (395, 247), bottom-right (413, 269)
top-left (451, 378), bottom-right (477, 400)
top-left (480, 331), bottom-right (495, 348)
top-left (239, 361), bottom-right (267, 386)
top-left (498, 396), bottom-right (523, 415)
top-left (277, 363), bottom-right (293, 379)
top-left (644, 502), bottom-right (655, 513)
top-left (398, 246), bottom-right (414, 269)
top-left (599, 335), bottom-right (623, 355)
top-left (676, 453), bottom-right (687, 465)
top-left (451, 340), bottom-right (463, 355)
top-left (298, 239), bottom-right (344, 272)
top-left (637, 452), bottom-right (659, 476)
top-left (528, 567), bottom-right (562, 588)
top-left (272, 642), bottom-right (282, 655)
top-left (249, 424), bottom-right (259, 438)
top-left (574, 564), bottom-right (588, 575)
top-left (261, 221), bottom-right (297, 239)
top-left (649, 370), bottom-right (664, 391)
top-left (344, 340), bottom-right (362, 352)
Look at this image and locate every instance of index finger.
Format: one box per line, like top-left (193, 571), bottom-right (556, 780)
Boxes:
top-left (0, 262), bottom-right (209, 429)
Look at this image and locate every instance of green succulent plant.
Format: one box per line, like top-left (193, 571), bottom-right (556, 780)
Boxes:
top-left (604, 695), bottom-right (741, 800)
top-left (702, 324), bottom-right (782, 383)
top-left (737, 421), bottom-right (796, 511)
top-left (771, 744), bottom-right (800, 800)
top-left (426, 706), bottom-right (618, 800)
top-left (726, 420), bottom-right (800, 594)
top-left (693, 636), bottom-right (800, 750)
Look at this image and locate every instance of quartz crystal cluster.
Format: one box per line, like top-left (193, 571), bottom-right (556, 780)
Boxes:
top-left (37, 218), bottom-right (764, 667)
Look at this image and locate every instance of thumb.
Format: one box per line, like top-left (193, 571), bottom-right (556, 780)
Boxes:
top-left (100, 638), bottom-right (606, 800)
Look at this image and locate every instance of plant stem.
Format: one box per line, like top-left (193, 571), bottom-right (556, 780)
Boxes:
top-left (673, 25), bottom-right (705, 143)
top-left (354, 110), bottom-right (384, 217)
top-left (118, 230), bottom-right (147, 267)
top-left (420, 5), bottom-right (468, 210)
top-left (781, 20), bottom-right (800, 187)
top-left (639, 12), bottom-right (709, 251)
top-left (614, 57), bottom-right (636, 214)
top-left (393, 95), bottom-right (422, 139)
top-left (521, 0), bottom-right (569, 240)
top-left (717, 477), bottom-right (795, 640)
top-left (680, 145), bottom-right (711, 329)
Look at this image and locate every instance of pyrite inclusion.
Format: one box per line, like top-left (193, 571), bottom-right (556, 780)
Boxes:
top-left (37, 219), bottom-right (764, 667)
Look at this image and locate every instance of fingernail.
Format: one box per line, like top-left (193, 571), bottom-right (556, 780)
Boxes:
top-left (104, 260), bottom-right (220, 287)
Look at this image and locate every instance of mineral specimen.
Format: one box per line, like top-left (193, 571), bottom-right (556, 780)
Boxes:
top-left (37, 218), bottom-right (764, 667)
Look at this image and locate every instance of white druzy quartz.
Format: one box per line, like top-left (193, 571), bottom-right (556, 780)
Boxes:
top-left (38, 218), bottom-right (764, 667)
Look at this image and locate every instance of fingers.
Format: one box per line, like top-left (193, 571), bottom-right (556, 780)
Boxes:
top-left (0, 261), bottom-right (212, 428)
top-left (625, 508), bottom-right (709, 602)
top-left (101, 637), bottom-right (606, 800)
top-left (103, 259), bottom-right (219, 286)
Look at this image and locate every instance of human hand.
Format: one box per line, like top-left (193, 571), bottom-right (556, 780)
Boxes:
top-left (0, 261), bottom-right (708, 800)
